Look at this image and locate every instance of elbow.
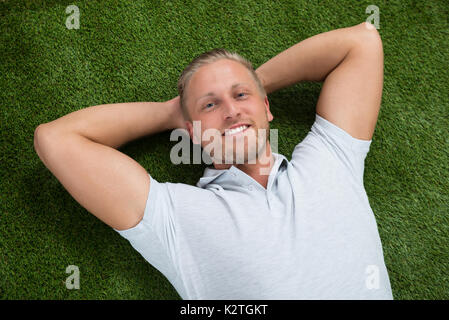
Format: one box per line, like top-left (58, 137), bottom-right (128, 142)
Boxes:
top-left (34, 125), bottom-right (44, 154)
top-left (349, 22), bottom-right (383, 63)
top-left (355, 22), bottom-right (383, 50)
top-left (33, 124), bottom-right (55, 162)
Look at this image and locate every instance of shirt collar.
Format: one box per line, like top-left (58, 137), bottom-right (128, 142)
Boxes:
top-left (196, 152), bottom-right (288, 189)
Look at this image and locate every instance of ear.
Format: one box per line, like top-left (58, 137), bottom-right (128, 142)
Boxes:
top-left (264, 95), bottom-right (274, 122)
top-left (185, 120), bottom-right (200, 144)
top-left (185, 121), bottom-right (194, 142)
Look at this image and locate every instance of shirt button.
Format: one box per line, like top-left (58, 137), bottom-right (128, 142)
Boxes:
top-left (248, 185), bottom-right (253, 191)
top-left (231, 172), bottom-right (236, 177)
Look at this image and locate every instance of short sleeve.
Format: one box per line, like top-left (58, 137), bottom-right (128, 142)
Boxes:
top-left (113, 174), bottom-right (180, 287)
top-left (291, 113), bottom-right (372, 184)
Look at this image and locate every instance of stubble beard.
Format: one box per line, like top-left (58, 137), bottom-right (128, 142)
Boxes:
top-left (209, 123), bottom-right (270, 165)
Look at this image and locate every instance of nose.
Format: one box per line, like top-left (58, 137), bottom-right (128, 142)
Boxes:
top-left (222, 96), bottom-right (240, 120)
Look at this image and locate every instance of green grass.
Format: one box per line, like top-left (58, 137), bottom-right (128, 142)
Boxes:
top-left (1, 0), bottom-right (448, 299)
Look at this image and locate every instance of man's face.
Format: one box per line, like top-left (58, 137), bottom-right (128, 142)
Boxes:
top-left (184, 59), bottom-right (274, 168)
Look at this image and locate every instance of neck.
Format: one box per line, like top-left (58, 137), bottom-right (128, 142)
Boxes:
top-left (213, 142), bottom-right (275, 189)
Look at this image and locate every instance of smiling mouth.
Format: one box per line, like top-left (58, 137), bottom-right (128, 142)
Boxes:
top-left (223, 125), bottom-right (251, 137)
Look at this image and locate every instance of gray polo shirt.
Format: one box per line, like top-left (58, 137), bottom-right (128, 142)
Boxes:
top-left (114, 113), bottom-right (393, 300)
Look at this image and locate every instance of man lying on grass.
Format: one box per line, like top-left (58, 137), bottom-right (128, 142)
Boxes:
top-left (34, 22), bottom-right (393, 299)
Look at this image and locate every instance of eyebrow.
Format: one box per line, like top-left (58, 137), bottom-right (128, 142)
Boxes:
top-left (195, 83), bottom-right (250, 104)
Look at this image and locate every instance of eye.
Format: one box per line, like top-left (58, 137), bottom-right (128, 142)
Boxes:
top-left (205, 102), bottom-right (215, 109)
top-left (237, 92), bottom-right (247, 98)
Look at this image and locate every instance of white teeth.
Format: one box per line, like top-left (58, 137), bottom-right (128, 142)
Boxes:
top-left (225, 125), bottom-right (248, 136)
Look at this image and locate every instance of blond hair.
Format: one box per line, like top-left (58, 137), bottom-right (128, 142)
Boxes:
top-left (177, 48), bottom-right (266, 122)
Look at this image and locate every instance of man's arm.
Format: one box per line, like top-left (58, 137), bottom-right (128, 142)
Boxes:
top-left (34, 96), bottom-right (184, 230)
top-left (256, 22), bottom-right (383, 140)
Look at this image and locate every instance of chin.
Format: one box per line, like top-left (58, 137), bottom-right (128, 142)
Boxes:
top-left (204, 132), bottom-right (268, 166)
